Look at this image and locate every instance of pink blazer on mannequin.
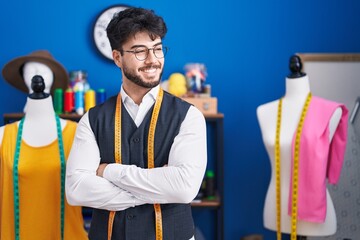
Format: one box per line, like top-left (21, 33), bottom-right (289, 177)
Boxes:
top-left (288, 96), bottom-right (348, 223)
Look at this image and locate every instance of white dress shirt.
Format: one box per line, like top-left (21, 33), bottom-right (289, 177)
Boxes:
top-left (65, 85), bottom-right (207, 215)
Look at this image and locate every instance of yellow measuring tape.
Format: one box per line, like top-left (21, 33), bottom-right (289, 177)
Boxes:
top-left (275, 93), bottom-right (312, 240)
top-left (107, 89), bottom-right (164, 240)
top-left (148, 89), bottom-right (164, 240)
top-left (275, 98), bottom-right (282, 240)
top-left (107, 93), bottom-right (122, 240)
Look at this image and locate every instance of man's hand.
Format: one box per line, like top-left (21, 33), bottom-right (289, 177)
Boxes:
top-left (96, 163), bottom-right (108, 177)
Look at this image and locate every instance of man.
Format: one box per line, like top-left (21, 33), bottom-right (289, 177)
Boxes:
top-left (65, 7), bottom-right (207, 240)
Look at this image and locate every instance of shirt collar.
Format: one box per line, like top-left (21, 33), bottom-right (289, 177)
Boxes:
top-left (120, 84), bottom-right (160, 104)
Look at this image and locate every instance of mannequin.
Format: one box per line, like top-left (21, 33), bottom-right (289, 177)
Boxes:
top-left (24, 61), bottom-right (54, 94)
top-left (1, 50), bottom-right (70, 143)
top-left (0, 61), bottom-right (88, 239)
top-left (0, 62), bottom-right (66, 145)
top-left (256, 55), bottom-right (347, 237)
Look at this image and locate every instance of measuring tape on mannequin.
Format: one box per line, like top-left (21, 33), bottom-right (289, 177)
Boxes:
top-left (107, 89), bottom-right (164, 240)
top-left (13, 115), bottom-right (65, 240)
top-left (275, 93), bottom-right (312, 240)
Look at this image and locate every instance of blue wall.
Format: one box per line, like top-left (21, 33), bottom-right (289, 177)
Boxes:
top-left (1, 0), bottom-right (360, 239)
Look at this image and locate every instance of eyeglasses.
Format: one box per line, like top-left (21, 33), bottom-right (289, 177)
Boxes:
top-left (124, 46), bottom-right (168, 61)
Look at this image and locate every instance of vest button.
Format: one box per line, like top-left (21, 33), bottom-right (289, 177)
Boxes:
top-left (127, 214), bottom-right (134, 220)
top-left (133, 138), bottom-right (140, 143)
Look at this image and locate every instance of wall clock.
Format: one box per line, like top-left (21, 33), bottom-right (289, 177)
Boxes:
top-left (93, 5), bottom-right (129, 60)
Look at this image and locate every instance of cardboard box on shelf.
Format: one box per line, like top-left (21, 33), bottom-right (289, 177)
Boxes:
top-left (181, 97), bottom-right (218, 114)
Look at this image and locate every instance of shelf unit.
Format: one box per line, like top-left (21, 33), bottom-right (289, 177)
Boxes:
top-left (3, 112), bottom-right (224, 240)
top-left (199, 113), bottom-right (224, 240)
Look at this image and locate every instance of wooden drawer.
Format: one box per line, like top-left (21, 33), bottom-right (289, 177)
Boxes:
top-left (181, 97), bottom-right (217, 114)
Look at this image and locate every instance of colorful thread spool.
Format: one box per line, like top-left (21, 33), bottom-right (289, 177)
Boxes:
top-left (85, 89), bottom-right (96, 112)
top-left (96, 88), bottom-right (106, 105)
top-left (54, 88), bottom-right (63, 114)
top-left (64, 88), bottom-right (74, 113)
top-left (75, 90), bottom-right (84, 115)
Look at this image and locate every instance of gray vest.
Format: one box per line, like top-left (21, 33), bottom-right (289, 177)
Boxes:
top-left (88, 91), bottom-right (194, 240)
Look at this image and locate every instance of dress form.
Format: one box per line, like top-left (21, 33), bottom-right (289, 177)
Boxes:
top-left (23, 61), bottom-right (54, 94)
top-left (0, 59), bottom-right (88, 240)
top-left (22, 75), bottom-right (66, 146)
top-left (256, 55), bottom-right (341, 237)
top-left (0, 62), bottom-right (66, 147)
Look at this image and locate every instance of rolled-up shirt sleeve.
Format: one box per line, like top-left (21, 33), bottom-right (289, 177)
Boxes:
top-left (103, 106), bottom-right (207, 204)
top-left (65, 112), bottom-right (145, 211)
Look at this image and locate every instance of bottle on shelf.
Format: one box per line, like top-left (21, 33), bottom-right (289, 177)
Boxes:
top-left (205, 170), bottom-right (215, 200)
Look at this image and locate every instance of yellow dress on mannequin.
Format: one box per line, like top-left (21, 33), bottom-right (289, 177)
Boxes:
top-left (0, 120), bottom-right (88, 240)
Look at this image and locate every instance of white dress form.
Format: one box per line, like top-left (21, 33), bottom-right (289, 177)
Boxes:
top-left (23, 61), bottom-right (54, 94)
top-left (0, 61), bottom-right (66, 147)
top-left (257, 75), bottom-right (342, 236)
top-left (19, 96), bottom-right (66, 146)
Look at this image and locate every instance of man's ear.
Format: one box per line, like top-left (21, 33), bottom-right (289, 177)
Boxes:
top-left (112, 50), bottom-right (122, 68)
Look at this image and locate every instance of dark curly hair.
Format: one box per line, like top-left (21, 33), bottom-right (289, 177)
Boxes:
top-left (106, 7), bottom-right (167, 54)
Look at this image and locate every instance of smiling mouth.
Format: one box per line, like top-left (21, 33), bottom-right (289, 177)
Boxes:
top-left (141, 68), bottom-right (157, 73)
top-left (139, 65), bottom-right (161, 73)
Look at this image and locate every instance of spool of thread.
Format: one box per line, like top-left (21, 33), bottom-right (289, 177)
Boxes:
top-left (75, 90), bottom-right (84, 115)
top-left (54, 88), bottom-right (63, 114)
top-left (64, 88), bottom-right (74, 113)
top-left (96, 88), bottom-right (106, 105)
top-left (85, 89), bottom-right (96, 111)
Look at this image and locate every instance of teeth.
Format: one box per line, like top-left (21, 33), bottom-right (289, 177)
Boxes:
top-left (142, 68), bottom-right (157, 73)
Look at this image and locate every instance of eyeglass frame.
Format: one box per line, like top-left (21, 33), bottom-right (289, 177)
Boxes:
top-left (122, 44), bottom-right (169, 61)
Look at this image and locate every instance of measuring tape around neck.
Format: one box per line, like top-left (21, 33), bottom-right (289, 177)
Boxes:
top-left (275, 92), bottom-right (312, 240)
top-left (147, 88), bottom-right (164, 240)
top-left (107, 93), bottom-right (122, 240)
top-left (107, 88), bottom-right (164, 240)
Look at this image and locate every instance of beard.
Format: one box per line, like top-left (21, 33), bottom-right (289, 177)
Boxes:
top-left (123, 64), bottom-right (163, 88)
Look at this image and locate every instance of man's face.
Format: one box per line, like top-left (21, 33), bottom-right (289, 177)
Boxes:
top-left (115, 32), bottom-right (165, 89)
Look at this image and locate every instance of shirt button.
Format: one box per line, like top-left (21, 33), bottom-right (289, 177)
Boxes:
top-left (133, 138), bottom-right (140, 143)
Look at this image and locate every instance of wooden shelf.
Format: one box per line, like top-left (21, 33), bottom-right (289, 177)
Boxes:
top-left (4, 112), bottom-right (224, 124)
top-left (191, 199), bottom-right (221, 208)
top-left (3, 113), bottom-right (84, 123)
